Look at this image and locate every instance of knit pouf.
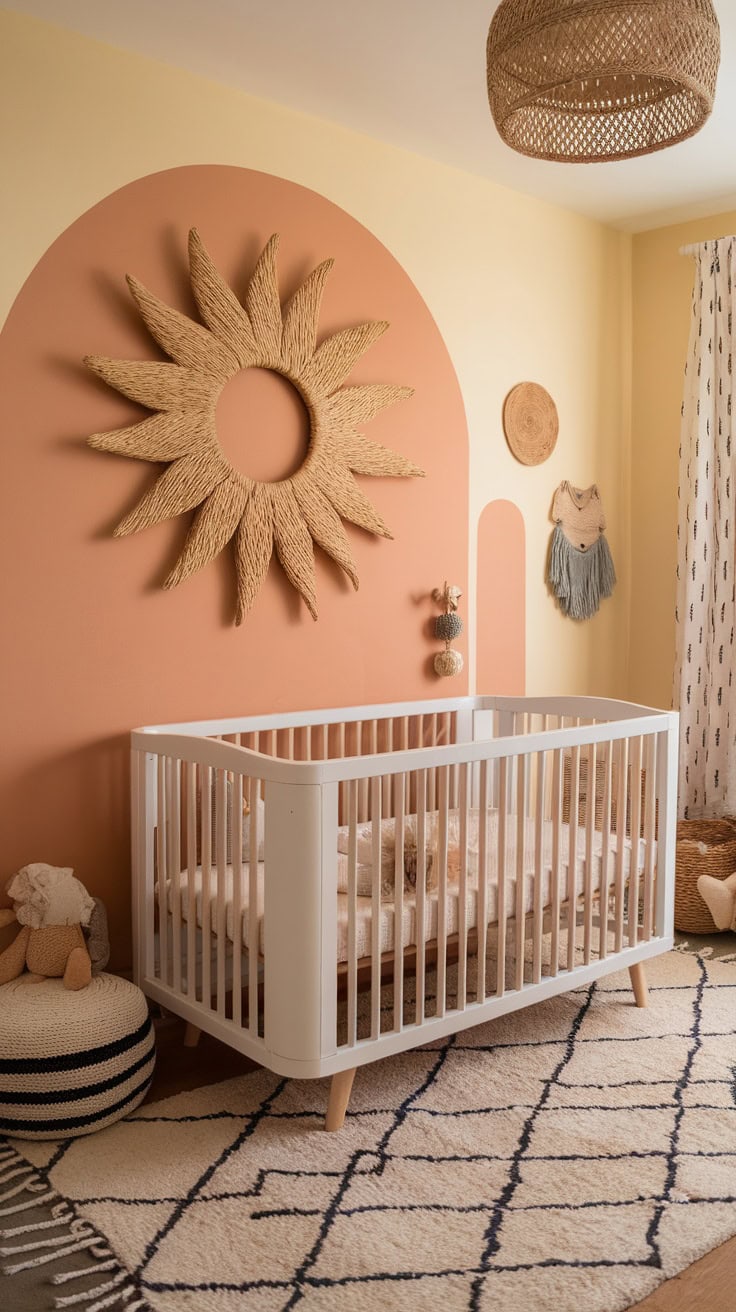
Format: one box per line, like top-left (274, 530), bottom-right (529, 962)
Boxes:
top-left (0, 973), bottom-right (155, 1139)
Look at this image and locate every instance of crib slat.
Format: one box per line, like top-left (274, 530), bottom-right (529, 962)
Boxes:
top-left (642, 735), bottom-right (657, 940)
top-left (614, 738), bottom-right (628, 953)
top-left (515, 754), bottom-right (526, 992)
top-left (628, 736), bottom-right (644, 947)
top-left (477, 760), bottom-right (489, 1002)
top-left (168, 758), bottom-right (182, 995)
top-left (215, 770), bottom-right (227, 1018)
top-left (532, 751), bottom-right (545, 985)
top-left (393, 773), bottom-right (405, 1034)
top-left (370, 776), bottom-right (382, 1041)
top-left (357, 723), bottom-right (369, 820)
top-left (248, 779), bottom-right (259, 1038)
top-left (567, 744), bottom-right (581, 974)
top-left (382, 721), bottom-right (393, 816)
top-left (549, 749), bottom-right (562, 978)
top-left (599, 741), bottom-right (614, 961)
top-left (583, 743), bottom-right (596, 965)
top-left (186, 762), bottom-right (197, 1000)
top-left (436, 766), bottom-right (449, 1019)
top-left (231, 772), bottom-right (243, 1029)
top-left (200, 765), bottom-right (212, 1009)
top-left (496, 757), bottom-right (508, 999)
top-left (457, 762), bottom-right (469, 1011)
top-left (416, 769), bottom-right (427, 1026)
top-left (347, 781), bottom-right (358, 1048)
top-left (444, 713), bottom-right (455, 811)
top-left (155, 756), bottom-right (168, 988)
top-left (428, 714), bottom-right (437, 811)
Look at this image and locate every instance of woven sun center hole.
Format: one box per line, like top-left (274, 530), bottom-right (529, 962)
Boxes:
top-left (216, 366), bottom-right (310, 482)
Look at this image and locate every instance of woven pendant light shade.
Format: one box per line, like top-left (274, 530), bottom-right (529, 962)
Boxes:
top-left (486, 0), bottom-right (720, 163)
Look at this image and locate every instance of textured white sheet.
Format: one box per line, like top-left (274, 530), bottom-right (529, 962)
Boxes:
top-left (160, 812), bottom-right (651, 964)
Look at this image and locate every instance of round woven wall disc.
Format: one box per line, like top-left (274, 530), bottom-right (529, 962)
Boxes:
top-left (503, 382), bottom-right (558, 465)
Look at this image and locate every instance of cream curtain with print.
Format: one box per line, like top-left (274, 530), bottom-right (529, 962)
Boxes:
top-left (674, 237), bottom-right (736, 818)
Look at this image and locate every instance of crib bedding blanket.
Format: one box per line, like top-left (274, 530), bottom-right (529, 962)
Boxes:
top-left (160, 810), bottom-right (651, 964)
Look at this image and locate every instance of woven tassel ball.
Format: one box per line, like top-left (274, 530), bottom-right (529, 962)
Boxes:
top-left (434, 649), bottom-right (464, 677)
top-left (434, 612), bottom-right (463, 642)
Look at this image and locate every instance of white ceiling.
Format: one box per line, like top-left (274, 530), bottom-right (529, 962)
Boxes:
top-left (9, 0), bottom-right (736, 231)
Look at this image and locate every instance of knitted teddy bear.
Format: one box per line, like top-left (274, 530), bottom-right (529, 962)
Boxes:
top-left (0, 863), bottom-right (108, 990)
top-left (697, 872), bottom-right (736, 932)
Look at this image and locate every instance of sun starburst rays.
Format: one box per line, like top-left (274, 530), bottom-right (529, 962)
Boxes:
top-left (85, 229), bottom-right (421, 623)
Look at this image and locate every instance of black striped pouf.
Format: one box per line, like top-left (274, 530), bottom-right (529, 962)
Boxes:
top-left (0, 973), bottom-right (155, 1139)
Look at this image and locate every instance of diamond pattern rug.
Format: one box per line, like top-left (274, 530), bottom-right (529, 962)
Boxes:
top-left (2, 950), bottom-right (735, 1311)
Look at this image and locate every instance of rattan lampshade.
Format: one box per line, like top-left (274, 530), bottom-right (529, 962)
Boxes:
top-left (486, 0), bottom-right (720, 163)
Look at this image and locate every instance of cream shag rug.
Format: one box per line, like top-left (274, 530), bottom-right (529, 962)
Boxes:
top-left (2, 950), bottom-right (735, 1312)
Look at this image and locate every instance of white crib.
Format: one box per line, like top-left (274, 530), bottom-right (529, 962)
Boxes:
top-left (130, 695), bottom-right (678, 1129)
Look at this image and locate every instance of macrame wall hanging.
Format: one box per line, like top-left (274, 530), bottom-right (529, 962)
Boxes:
top-left (547, 481), bottom-right (616, 620)
top-left (85, 230), bottom-right (422, 625)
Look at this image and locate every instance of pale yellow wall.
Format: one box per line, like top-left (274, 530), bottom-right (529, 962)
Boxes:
top-left (1, 10), bottom-right (632, 699)
top-left (630, 208), bottom-right (736, 709)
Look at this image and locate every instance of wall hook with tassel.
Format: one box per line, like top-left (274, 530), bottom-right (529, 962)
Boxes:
top-left (432, 581), bottom-right (464, 676)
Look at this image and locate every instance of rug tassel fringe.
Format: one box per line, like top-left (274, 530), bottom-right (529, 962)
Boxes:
top-left (61, 1282), bottom-right (141, 1312)
top-left (1, 1204), bottom-right (74, 1237)
top-left (0, 1170), bottom-right (34, 1191)
top-left (0, 1189), bottom-right (59, 1216)
top-left (54, 1267), bottom-right (127, 1307)
top-left (0, 1172), bottom-right (42, 1201)
top-left (88, 1289), bottom-right (139, 1312)
top-left (53, 1259), bottom-right (119, 1285)
top-left (3, 1233), bottom-right (101, 1274)
top-left (0, 1143), bottom-right (151, 1312)
top-left (1, 1229), bottom-right (91, 1256)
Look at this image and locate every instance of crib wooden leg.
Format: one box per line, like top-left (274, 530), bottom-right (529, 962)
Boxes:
top-left (628, 962), bottom-right (649, 1008)
top-left (183, 1023), bottom-right (202, 1048)
top-left (325, 1069), bottom-right (356, 1132)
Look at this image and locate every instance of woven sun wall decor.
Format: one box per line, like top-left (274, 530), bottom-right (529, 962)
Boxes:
top-left (486, 0), bottom-right (720, 163)
top-left (546, 481), bottom-right (616, 620)
top-left (502, 381), bottom-right (558, 465)
top-left (85, 230), bottom-right (422, 625)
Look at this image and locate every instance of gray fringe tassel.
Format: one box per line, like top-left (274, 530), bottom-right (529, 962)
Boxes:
top-left (0, 1141), bottom-right (150, 1311)
top-left (547, 524), bottom-right (616, 620)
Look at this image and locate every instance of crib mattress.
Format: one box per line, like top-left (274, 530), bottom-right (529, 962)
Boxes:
top-left (160, 816), bottom-right (651, 964)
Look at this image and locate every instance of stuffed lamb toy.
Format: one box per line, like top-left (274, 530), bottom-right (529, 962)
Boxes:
top-left (0, 863), bottom-right (108, 990)
top-left (698, 871), bottom-right (736, 933)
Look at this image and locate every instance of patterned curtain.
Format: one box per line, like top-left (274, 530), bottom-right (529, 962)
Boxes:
top-left (674, 237), bottom-right (736, 818)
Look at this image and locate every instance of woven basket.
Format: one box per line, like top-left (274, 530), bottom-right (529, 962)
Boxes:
top-left (562, 753), bottom-right (656, 837)
top-left (674, 817), bottom-right (736, 934)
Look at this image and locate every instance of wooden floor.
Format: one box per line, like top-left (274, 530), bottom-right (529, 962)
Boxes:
top-left (145, 1012), bottom-right (736, 1311)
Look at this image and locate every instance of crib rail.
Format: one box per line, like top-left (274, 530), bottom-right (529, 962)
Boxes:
top-left (131, 695), bottom-right (678, 1079)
